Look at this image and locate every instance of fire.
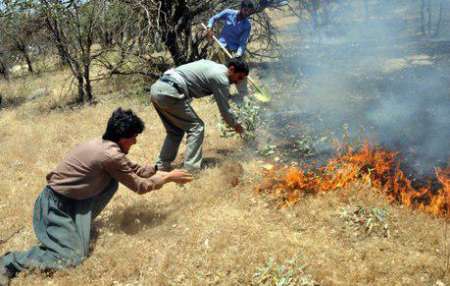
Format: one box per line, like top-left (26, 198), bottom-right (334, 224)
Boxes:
top-left (256, 143), bottom-right (450, 216)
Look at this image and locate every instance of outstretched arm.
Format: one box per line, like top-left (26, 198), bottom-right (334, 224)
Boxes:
top-left (207, 9), bottom-right (230, 29)
top-left (211, 82), bottom-right (244, 134)
top-left (104, 154), bottom-right (192, 194)
top-left (207, 9), bottom-right (232, 40)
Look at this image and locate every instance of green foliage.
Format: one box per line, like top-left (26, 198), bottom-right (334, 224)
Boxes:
top-left (294, 135), bottom-right (316, 157)
top-left (218, 97), bottom-right (262, 141)
top-left (237, 98), bottom-right (262, 141)
top-left (339, 206), bottom-right (391, 238)
top-left (252, 256), bottom-right (320, 286)
top-left (258, 144), bottom-right (277, 157)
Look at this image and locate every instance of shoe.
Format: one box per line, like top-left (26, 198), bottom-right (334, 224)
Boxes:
top-left (156, 163), bottom-right (173, 172)
top-left (0, 266), bottom-right (11, 286)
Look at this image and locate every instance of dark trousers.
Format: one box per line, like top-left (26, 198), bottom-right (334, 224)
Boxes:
top-left (1, 180), bottom-right (118, 276)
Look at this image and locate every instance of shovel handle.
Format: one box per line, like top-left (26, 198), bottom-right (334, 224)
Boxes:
top-left (201, 23), bottom-right (262, 92)
top-left (202, 23), bottom-right (233, 58)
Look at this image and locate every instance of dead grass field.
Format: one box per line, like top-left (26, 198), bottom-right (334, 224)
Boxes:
top-left (1, 3), bottom-right (450, 282)
top-left (0, 66), bottom-right (449, 286)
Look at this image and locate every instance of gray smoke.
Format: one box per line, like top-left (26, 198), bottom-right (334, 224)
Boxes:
top-left (260, 0), bottom-right (450, 176)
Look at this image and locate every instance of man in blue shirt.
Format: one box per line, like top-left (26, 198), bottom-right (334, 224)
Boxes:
top-left (207, 0), bottom-right (256, 58)
top-left (207, 0), bottom-right (289, 57)
top-left (207, 1), bottom-right (256, 98)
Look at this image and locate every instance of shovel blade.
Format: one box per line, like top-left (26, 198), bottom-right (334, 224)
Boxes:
top-left (253, 86), bottom-right (272, 103)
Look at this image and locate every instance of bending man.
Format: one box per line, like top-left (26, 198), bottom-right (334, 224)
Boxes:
top-left (150, 58), bottom-right (249, 172)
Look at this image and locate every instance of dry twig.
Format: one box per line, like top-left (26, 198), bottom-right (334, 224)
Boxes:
top-left (0, 227), bottom-right (24, 245)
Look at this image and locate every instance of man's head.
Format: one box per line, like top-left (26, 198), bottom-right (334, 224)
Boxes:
top-left (240, 0), bottom-right (256, 18)
top-left (103, 107), bottom-right (145, 154)
top-left (227, 58), bottom-right (249, 85)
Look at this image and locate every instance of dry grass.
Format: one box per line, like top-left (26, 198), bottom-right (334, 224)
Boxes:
top-left (0, 68), bottom-right (449, 286)
top-left (0, 68), bottom-right (75, 111)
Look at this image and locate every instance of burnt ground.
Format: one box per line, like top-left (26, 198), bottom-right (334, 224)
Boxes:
top-left (247, 24), bottom-right (450, 184)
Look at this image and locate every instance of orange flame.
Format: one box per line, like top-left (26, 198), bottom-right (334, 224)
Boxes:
top-left (256, 143), bottom-right (450, 216)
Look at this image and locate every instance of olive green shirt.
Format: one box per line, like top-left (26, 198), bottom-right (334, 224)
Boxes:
top-left (168, 59), bottom-right (238, 127)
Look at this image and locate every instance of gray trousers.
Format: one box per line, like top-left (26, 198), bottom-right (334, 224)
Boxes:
top-left (150, 80), bottom-right (204, 171)
top-left (1, 180), bottom-right (118, 276)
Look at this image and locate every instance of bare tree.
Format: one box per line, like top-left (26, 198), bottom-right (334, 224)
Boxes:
top-left (434, 0), bottom-right (444, 37)
top-left (0, 3), bottom-right (43, 74)
top-left (89, 0), bottom-right (279, 81)
top-left (118, 0), bottom-right (215, 66)
top-left (92, 0), bottom-right (166, 78)
top-left (0, 52), bottom-right (11, 81)
top-left (427, 0), bottom-right (432, 35)
top-left (38, 0), bottom-right (107, 103)
top-left (420, 0), bottom-right (444, 37)
top-left (364, 0), bottom-right (369, 21)
top-left (98, 0), bottom-right (278, 77)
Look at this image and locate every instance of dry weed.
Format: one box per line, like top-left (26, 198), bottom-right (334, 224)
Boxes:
top-left (0, 71), bottom-right (448, 286)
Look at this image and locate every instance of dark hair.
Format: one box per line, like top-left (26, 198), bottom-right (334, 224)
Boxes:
top-left (241, 0), bottom-right (256, 10)
top-left (227, 58), bottom-right (250, 75)
top-left (102, 107), bottom-right (145, 143)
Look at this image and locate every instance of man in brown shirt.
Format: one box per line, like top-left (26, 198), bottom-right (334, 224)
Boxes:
top-left (0, 108), bottom-right (192, 285)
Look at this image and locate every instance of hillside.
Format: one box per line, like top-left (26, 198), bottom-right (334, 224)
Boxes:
top-left (1, 1), bottom-right (450, 285)
top-left (0, 72), bottom-right (448, 285)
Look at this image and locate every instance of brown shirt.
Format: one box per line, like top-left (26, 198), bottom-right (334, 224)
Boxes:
top-left (47, 138), bottom-right (158, 200)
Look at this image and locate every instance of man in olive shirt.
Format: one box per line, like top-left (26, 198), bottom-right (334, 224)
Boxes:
top-left (150, 58), bottom-right (248, 172)
top-left (0, 108), bottom-right (192, 285)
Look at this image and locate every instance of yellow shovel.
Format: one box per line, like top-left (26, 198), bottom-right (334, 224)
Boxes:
top-left (201, 23), bottom-right (272, 103)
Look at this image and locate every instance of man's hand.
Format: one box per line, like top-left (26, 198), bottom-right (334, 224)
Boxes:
top-left (166, 169), bottom-right (193, 184)
top-left (233, 123), bottom-right (245, 134)
top-left (207, 28), bottom-right (214, 42)
top-left (150, 169), bottom-right (193, 191)
top-left (156, 170), bottom-right (169, 176)
top-left (232, 54), bottom-right (243, 60)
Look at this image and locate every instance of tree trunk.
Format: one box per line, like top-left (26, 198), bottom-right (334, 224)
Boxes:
top-left (76, 74), bottom-right (85, 103)
top-left (160, 0), bottom-right (191, 65)
top-left (83, 63), bottom-right (93, 103)
top-left (364, 0), bottom-right (369, 21)
top-left (426, 0), bottom-right (432, 35)
top-left (420, 0), bottom-right (426, 35)
top-left (322, 0), bottom-right (329, 26)
top-left (45, 17), bottom-right (71, 67)
top-left (15, 42), bottom-right (34, 73)
top-left (108, 31), bottom-right (114, 47)
top-left (0, 60), bottom-right (9, 81)
top-left (434, 0), bottom-right (443, 37)
top-left (165, 31), bottom-right (186, 65)
top-left (310, 0), bottom-right (320, 31)
top-left (21, 49), bottom-right (34, 73)
top-left (138, 32), bottom-right (146, 55)
top-left (57, 49), bottom-right (71, 67)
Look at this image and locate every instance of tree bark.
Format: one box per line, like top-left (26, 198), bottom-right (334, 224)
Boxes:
top-left (311, 0), bottom-right (320, 31)
top-left (76, 74), bottom-right (85, 103)
top-left (161, 1), bottom-right (190, 65)
top-left (0, 59), bottom-right (9, 80)
top-left (17, 45), bottom-right (34, 73)
top-left (83, 63), bottom-right (93, 103)
top-left (426, 0), bottom-right (432, 35)
top-left (420, 0), bottom-right (426, 35)
top-left (364, 0), bottom-right (369, 21)
top-left (434, 0), bottom-right (443, 37)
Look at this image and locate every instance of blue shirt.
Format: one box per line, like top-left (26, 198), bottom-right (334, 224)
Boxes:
top-left (207, 9), bottom-right (251, 57)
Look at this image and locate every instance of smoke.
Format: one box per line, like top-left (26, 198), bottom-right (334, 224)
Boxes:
top-left (260, 0), bottom-right (450, 175)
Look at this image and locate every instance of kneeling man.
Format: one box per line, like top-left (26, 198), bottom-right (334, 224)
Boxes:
top-left (0, 108), bottom-right (192, 285)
